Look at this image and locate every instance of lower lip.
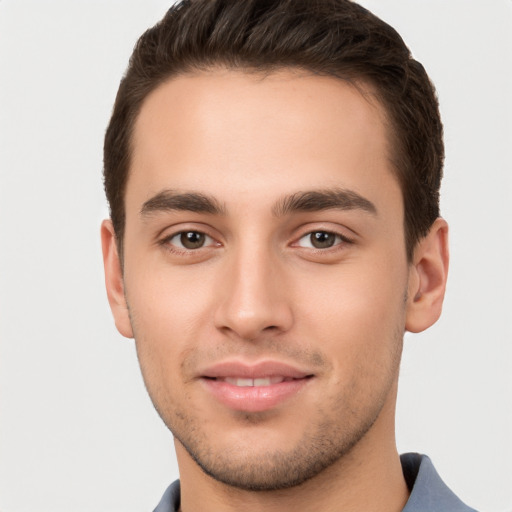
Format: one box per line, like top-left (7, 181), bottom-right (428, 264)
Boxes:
top-left (201, 378), bottom-right (312, 412)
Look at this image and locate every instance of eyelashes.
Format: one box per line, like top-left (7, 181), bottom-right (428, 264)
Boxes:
top-left (164, 231), bottom-right (217, 250)
top-left (294, 231), bottom-right (353, 250)
top-left (159, 228), bottom-right (354, 257)
top-left (158, 230), bottom-right (220, 259)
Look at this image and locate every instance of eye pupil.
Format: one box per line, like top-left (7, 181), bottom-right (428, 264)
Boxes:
top-left (310, 231), bottom-right (336, 248)
top-left (180, 231), bottom-right (205, 249)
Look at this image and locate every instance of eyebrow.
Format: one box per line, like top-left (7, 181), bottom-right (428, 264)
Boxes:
top-left (272, 188), bottom-right (377, 217)
top-left (140, 190), bottom-right (226, 217)
top-left (140, 187), bottom-right (377, 219)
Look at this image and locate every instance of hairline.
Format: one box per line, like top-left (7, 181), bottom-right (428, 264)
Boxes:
top-left (116, 64), bottom-right (413, 263)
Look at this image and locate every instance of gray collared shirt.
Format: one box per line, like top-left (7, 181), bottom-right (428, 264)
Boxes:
top-left (153, 453), bottom-right (478, 512)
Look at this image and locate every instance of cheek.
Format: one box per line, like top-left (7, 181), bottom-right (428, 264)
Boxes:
top-left (294, 259), bottom-right (407, 368)
top-left (126, 262), bottom-right (216, 337)
top-left (124, 265), bottom-right (217, 397)
top-left (299, 275), bottom-right (405, 417)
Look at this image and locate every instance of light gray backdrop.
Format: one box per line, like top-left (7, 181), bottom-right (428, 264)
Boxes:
top-left (0, 1), bottom-right (510, 511)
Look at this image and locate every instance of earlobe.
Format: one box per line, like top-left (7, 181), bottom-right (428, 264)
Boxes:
top-left (101, 219), bottom-right (134, 339)
top-left (405, 218), bottom-right (449, 333)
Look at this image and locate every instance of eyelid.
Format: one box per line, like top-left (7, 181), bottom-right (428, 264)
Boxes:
top-left (291, 222), bottom-right (355, 244)
top-left (158, 225), bottom-right (222, 253)
top-left (168, 231), bottom-right (216, 249)
top-left (294, 230), bottom-right (352, 249)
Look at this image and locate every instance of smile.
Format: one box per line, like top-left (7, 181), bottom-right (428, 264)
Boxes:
top-left (199, 361), bottom-right (314, 412)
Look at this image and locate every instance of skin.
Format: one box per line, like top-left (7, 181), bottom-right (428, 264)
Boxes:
top-left (102, 69), bottom-right (449, 512)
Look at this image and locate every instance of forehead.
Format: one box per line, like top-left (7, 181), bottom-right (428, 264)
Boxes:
top-left (128, 69), bottom-right (399, 216)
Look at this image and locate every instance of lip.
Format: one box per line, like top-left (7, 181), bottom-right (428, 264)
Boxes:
top-left (199, 360), bottom-right (314, 412)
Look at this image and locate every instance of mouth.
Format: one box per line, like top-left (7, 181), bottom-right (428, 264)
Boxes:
top-left (199, 361), bottom-right (314, 412)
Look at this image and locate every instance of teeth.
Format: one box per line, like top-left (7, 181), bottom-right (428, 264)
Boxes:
top-left (223, 376), bottom-right (286, 387)
top-left (226, 378), bottom-right (254, 387)
top-left (254, 378), bottom-right (271, 386)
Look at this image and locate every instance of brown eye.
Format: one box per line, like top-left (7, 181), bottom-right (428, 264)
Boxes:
top-left (309, 231), bottom-right (336, 248)
top-left (166, 231), bottom-right (214, 250)
top-left (180, 231), bottom-right (206, 249)
top-left (296, 231), bottom-right (347, 249)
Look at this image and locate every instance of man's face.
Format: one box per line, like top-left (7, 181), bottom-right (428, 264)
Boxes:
top-left (112, 69), bottom-right (416, 489)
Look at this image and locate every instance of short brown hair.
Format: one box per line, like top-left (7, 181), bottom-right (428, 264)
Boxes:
top-left (104, 0), bottom-right (443, 261)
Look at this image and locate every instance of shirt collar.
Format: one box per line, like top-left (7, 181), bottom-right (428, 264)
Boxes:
top-left (153, 453), bottom-right (477, 512)
top-left (401, 453), bottom-right (477, 512)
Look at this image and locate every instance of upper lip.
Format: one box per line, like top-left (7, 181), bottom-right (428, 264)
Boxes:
top-left (199, 360), bottom-right (313, 379)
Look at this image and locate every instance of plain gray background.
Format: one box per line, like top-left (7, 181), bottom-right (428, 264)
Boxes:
top-left (0, 1), bottom-right (511, 511)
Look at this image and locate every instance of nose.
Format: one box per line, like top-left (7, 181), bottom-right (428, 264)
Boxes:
top-left (214, 245), bottom-right (294, 341)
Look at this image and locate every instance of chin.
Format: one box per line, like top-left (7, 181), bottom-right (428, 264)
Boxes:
top-left (172, 407), bottom-right (378, 491)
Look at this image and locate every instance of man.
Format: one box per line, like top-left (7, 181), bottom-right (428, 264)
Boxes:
top-left (101, 1), bottom-right (476, 511)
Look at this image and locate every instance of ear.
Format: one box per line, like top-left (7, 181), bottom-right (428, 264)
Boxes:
top-left (101, 219), bottom-right (134, 338)
top-left (405, 218), bottom-right (449, 333)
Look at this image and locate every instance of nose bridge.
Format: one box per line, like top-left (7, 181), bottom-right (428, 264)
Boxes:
top-left (215, 235), bottom-right (292, 340)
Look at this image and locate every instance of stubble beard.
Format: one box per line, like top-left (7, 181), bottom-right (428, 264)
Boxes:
top-left (162, 337), bottom-right (403, 492)
top-left (130, 304), bottom-right (405, 492)
top-left (172, 404), bottom-right (385, 492)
